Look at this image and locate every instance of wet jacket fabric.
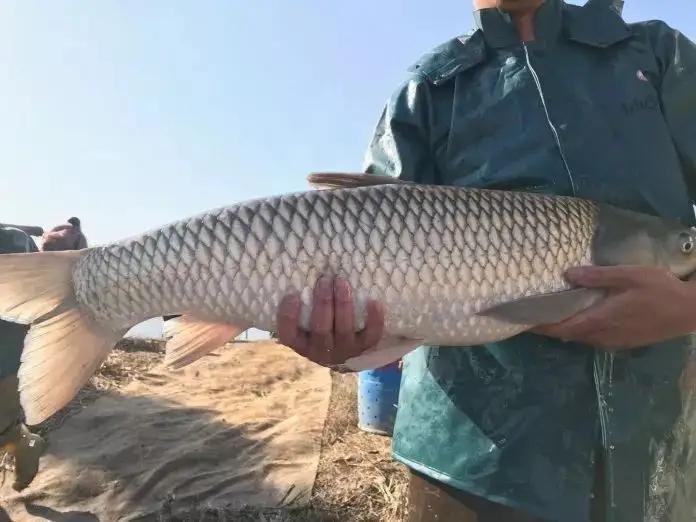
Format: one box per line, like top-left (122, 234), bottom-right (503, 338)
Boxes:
top-left (362, 1), bottom-right (696, 521)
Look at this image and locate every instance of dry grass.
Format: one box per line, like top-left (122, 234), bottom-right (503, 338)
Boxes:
top-left (309, 372), bottom-right (408, 522)
top-left (4, 339), bottom-right (409, 521)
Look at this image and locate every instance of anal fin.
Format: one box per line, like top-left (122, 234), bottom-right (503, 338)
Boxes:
top-left (163, 316), bottom-right (246, 369)
top-left (476, 288), bottom-right (605, 325)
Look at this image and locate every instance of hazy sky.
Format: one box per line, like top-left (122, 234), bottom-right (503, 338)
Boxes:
top-left (2, 1), bottom-right (693, 245)
top-left (1, 1), bottom-right (693, 337)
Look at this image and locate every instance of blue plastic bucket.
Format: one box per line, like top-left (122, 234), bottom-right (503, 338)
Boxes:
top-left (357, 362), bottom-right (402, 436)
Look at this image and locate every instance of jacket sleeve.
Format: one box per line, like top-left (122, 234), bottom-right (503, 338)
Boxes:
top-left (650, 21), bottom-right (696, 192)
top-left (362, 76), bottom-right (439, 184)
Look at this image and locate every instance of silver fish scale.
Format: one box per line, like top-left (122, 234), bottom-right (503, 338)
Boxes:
top-left (72, 185), bottom-right (598, 344)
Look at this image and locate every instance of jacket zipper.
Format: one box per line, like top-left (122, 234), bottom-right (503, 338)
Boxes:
top-left (522, 43), bottom-right (577, 196)
top-left (525, 41), bottom-right (617, 510)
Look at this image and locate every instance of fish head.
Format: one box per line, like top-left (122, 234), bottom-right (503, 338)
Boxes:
top-left (593, 204), bottom-right (696, 279)
top-left (662, 226), bottom-right (696, 279)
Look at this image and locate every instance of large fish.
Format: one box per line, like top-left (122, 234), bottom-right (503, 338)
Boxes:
top-left (1, 173), bottom-right (696, 425)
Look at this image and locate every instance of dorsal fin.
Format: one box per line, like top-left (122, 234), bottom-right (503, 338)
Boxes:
top-left (307, 172), bottom-right (411, 190)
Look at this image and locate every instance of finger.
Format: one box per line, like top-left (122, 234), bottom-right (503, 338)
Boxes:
top-left (531, 323), bottom-right (568, 338)
top-left (549, 320), bottom-right (601, 343)
top-left (309, 276), bottom-right (335, 352)
top-left (532, 324), bottom-right (576, 342)
top-left (357, 300), bottom-right (385, 353)
top-left (533, 308), bottom-right (604, 342)
top-left (564, 265), bottom-right (655, 289)
top-left (333, 277), bottom-right (356, 348)
top-left (276, 293), bottom-right (308, 353)
top-left (531, 307), bottom-right (595, 338)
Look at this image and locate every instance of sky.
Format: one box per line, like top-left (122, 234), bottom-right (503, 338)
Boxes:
top-left (1, 1), bottom-right (694, 337)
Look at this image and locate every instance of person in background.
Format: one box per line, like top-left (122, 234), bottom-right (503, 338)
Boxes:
top-left (0, 217), bottom-right (87, 491)
top-left (277, 0), bottom-right (696, 520)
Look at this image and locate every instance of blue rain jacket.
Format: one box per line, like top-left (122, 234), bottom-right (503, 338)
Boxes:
top-left (363, 1), bottom-right (696, 520)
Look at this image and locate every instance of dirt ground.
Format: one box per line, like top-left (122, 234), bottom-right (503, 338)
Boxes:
top-left (1, 339), bottom-right (409, 522)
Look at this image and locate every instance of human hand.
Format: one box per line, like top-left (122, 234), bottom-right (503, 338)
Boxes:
top-left (41, 218), bottom-right (86, 251)
top-left (276, 276), bottom-right (385, 367)
top-left (533, 266), bottom-right (696, 351)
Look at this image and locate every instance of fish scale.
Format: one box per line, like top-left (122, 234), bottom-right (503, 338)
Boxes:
top-left (73, 183), bottom-right (598, 344)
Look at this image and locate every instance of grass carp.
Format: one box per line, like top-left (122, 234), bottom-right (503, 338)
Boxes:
top-left (1, 172), bottom-right (696, 425)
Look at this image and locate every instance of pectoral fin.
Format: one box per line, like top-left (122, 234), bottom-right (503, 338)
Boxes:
top-left (477, 288), bottom-right (605, 325)
top-left (164, 316), bottom-right (246, 369)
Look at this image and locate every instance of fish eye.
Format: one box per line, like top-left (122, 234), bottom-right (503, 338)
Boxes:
top-left (681, 233), bottom-right (695, 254)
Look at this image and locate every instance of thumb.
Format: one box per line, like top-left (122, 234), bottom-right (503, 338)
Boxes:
top-left (564, 266), bottom-right (644, 289)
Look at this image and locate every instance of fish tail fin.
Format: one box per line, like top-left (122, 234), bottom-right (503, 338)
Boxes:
top-left (0, 251), bottom-right (122, 425)
top-left (0, 251), bottom-right (80, 324)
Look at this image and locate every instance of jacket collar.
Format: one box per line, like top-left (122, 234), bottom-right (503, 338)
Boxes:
top-left (411, 0), bottom-right (632, 84)
top-left (474, 0), bottom-right (631, 49)
top-left (474, 0), bottom-right (564, 49)
top-left (564, 0), bottom-right (632, 48)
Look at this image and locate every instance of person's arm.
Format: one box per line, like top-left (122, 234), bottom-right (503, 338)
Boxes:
top-left (535, 23), bottom-right (696, 350)
top-left (277, 77), bottom-right (437, 366)
top-left (652, 21), bottom-right (696, 196)
top-left (362, 77), bottom-right (439, 183)
top-left (0, 228), bottom-right (38, 254)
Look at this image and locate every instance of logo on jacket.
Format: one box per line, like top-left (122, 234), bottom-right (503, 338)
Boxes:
top-left (636, 70), bottom-right (649, 82)
top-left (622, 94), bottom-right (659, 116)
